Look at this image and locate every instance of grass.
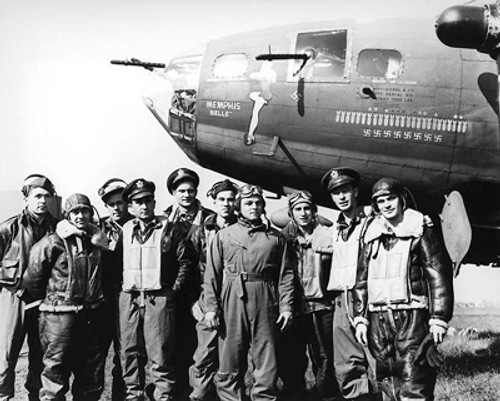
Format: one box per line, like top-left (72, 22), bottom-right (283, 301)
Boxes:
top-left (10, 305), bottom-right (500, 400)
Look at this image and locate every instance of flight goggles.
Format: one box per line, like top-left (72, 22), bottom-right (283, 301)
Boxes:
top-left (288, 190), bottom-right (315, 210)
top-left (236, 184), bottom-right (263, 200)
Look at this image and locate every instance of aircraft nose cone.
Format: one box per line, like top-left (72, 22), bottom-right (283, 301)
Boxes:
top-left (435, 5), bottom-right (488, 49)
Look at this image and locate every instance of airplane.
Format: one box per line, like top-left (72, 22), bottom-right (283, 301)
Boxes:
top-left (112, 1), bottom-right (500, 274)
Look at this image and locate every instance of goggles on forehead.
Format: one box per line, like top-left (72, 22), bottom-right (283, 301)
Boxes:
top-left (289, 190), bottom-right (313, 205)
top-left (236, 184), bottom-right (263, 199)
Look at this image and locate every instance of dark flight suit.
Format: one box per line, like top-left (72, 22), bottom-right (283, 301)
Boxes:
top-left (0, 209), bottom-right (57, 401)
top-left (189, 214), bottom-right (236, 401)
top-left (100, 215), bottom-right (132, 401)
top-left (24, 221), bottom-right (109, 401)
top-left (280, 221), bottom-right (341, 401)
top-left (204, 219), bottom-right (294, 401)
top-left (164, 200), bottom-right (214, 396)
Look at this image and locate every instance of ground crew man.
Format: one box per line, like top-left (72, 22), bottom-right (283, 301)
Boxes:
top-left (118, 178), bottom-right (194, 401)
top-left (189, 179), bottom-right (239, 401)
top-left (98, 178), bottom-right (133, 401)
top-left (203, 184), bottom-right (295, 401)
top-left (164, 168), bottom-right (214, 396)
top-left (0, 174), bottom-right (58, 401)
top-left (24, 193), bottom-right (109, 401)
top-left (321, 167), bottom-right (374, 401)
top-left (280, 190), bottom-right (341, 401)
top-left (353, 178), bottom-right (454, 401)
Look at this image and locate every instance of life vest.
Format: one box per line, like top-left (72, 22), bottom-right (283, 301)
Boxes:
top-left (367, 238), bottom-right (411, 305)
top-left (327, 219), bottom-right (364, 291)
top-left (300, 245), bottom-right (324, 299)
top-left (122, 218), bottom-right (167, 292)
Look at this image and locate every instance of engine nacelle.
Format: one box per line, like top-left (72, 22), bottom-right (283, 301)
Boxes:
top-left (436, 3), bottom-right (500, 54)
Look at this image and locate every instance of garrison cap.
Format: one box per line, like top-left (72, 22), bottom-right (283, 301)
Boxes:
top-left (22, 174), bottom-right (56, 196)
top-left (321, 167), bottom-right (360, 192)
top-left (65, 193), bottom-right (93, 214)
top-left (98, 178), bottom-right (127, 203)
top-left (206, 179), bottom-right (239, 199)
top-left (123, 179), bottom-right (156, 202)
top-left (166, 168), bottom-right (199, 194)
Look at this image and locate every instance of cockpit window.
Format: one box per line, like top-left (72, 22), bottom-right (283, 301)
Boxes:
top-left (164, 55), bottom-right (202, 90)
top-left (294, 30), bottom-right (347, 81)
top-left (357, 49), bottom-right (402, 79)
top-left (213, 53), bottom-right (248, 78)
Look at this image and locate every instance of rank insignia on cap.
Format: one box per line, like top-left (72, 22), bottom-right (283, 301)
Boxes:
top-left (330, 170), bottom-right (339, 181)
top-left (136, 180), bottom-right (144, 189)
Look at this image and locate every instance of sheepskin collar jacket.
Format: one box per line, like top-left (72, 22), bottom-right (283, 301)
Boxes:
top-left (353, 209), bottom-right (454, 325)
top-left (23, 220), bottom-right (109, 312)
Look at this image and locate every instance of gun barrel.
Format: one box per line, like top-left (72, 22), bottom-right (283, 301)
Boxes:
top-left (110, 59), bottom-right (166, 70)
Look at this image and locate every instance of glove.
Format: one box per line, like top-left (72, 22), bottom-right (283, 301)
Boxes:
top-left (413, 333), bottom-right (444, 368)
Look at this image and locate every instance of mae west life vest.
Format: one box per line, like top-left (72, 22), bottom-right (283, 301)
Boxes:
top-left (122, 218), bottom-right (167, 292)
top-left (367, 238), bottom-right (411, 305)
top-left (327, 220), bottom-right (364, 291)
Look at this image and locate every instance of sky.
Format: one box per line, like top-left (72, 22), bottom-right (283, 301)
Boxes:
top-left (0, 0), bottom-right (494, 303)
top-left (0, 0), bottom-right (461, 210)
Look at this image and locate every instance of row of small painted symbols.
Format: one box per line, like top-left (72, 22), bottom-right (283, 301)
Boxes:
top-left (335, 110), bottom-right (468, 133)
top-left (363, 128), bottom-right (444, 143)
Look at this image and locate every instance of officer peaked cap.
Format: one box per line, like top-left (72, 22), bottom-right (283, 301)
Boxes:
top-left (166, 168), bottom-right (199, 194)
top-left (98, 178), bottom-right (127, 203)
top-left (123, 179), bottom-right (156, 202)
top-left (321, 167), bottom-right (360, 192)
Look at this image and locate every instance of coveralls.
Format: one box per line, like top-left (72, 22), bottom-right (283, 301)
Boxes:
top-left (189, 214), bottom-right (236, 401)
top-left (204, 219), bottom-right (295, 401)
top-left (100, 215), bottom-right (133, 401)
top-left (164, 200), bottom-right (214, 396)
top-left (23, 220), bottom-right (109, 401)
top-left (353, 209), bottom-right (454, 401)
top-left (279, 221), bottom-right (340, 400)
top-left (118, 216), bottom-right (194, 401)
top-left (0, 209), bottom-right (57, 401)
top-left (328, 208), bottom-right (372, 400)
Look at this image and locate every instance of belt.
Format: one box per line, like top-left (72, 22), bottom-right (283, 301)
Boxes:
top-left (368, 296), bottom-right (429, 312)
top-left (224, 272), bottom-right (274, 299)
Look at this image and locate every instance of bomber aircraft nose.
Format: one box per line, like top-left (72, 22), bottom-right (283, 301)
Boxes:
top-left (435, 5), bottom-right (488, 49)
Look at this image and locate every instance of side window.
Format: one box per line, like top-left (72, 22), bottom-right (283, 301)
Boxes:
top-left (357, 49), bottom-right (402, 79)
top-left (213, 53), bottom-right (248, 79)
top-left (294, 30), bottom-right (348, 81)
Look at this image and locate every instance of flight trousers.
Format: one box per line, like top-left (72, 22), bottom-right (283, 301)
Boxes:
top-left (39, 306), bottom-right (106, 401)
top-left (119, 290), bottom-right (176, 401)
top-left (304, 310), bottom-right (340, 399)
top-left (215, 280), bottom-right (279, 401)
top-left (368, 308), bottom-right (436, 401)
top-left (189, 320), bottom-right (219, 401)
top-left (0, 287), bottom-right (43, 401)
top-left (333, 292), bottom-right (372, 400)
top-left (101, 293), bottom-right (126, 401)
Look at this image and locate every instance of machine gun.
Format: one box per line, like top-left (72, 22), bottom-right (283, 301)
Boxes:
top-left (110, 58), bottom-right (165, 71)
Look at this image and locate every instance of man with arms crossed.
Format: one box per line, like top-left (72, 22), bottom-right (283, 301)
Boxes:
top-left (0, 174), bottom-right (58, 401)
